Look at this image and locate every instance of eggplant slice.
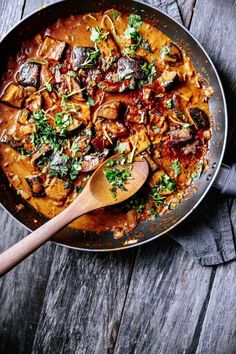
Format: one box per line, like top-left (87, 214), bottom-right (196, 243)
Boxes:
top-left (188, 107), bottom-right (210, 129)
top-left (117, 56), bottom-right (148, 81)
top-left (71, 47), bottom-right (98, 70)
top-left (25, 175), bottom-right (45, 197)
top-left (16, 62), bottom-right (41, 88)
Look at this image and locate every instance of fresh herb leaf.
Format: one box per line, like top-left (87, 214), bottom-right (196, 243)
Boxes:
top-left (87, 97), bottom-right (95, 106)
top-left (103, 167), bottom-right (132, 199)
top-left (171, 159), bottom-right (181, 177)
top-left (141, 61), bottom-right (157, 84)
top-left (112, 10), bottom-right (119, 19)
top-left (128, 14), bottom-right (142, 29)
top-left (192, 161), bottom-right (203, 179)
top-left (90, 27), bottom-right (109, 43)
top-left (153, 125), bottom-right (160, 134)
top-left (166, 99), bottom-right (173, 109)
top-left (161, 46), bottom-right (169, 56)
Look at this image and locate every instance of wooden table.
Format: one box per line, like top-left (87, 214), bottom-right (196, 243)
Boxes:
top-left (0, 0), bottom-right (236, 353)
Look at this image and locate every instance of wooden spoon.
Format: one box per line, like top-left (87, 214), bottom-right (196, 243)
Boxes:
top-left (0, 155), bottom-right (149, 277)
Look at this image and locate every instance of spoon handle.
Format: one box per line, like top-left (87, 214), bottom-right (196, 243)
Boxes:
top-left (0, 193), bottom-right (93, 277)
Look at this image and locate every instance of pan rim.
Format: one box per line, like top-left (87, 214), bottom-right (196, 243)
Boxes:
top-left (0, 0), bottom-right (228, 252)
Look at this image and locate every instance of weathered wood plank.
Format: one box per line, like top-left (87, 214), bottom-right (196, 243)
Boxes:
top-left (184, 1), bottom-right (236, 352)
top-left (31, 247), bottom-right (136, 354)
top-left (0, 0), bottom-right (24, 39)
top-left (0, 1), bottom-right (56, 353)
top-left (114, 238), bottom-right (215, 354)
top-left (177, 0), bottom-right (196, 27)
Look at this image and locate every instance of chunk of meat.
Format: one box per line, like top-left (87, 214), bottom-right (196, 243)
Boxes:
top-left (117, 56), bottom-right (148, 81)
top-left (45, 177), bottom-right (70, 202)
top-left (41, 90), bottom-right (54, 109)
top-left (97, 101), bottom-right (122, 120)
top-left (169, 128), bottom-right (193, 144)
top-left (71, 47), bottom-right (98, 70)
top-left (159, 70), bottom-right (179, 91)
top-left (25, 175), bottom-right (45, 197)
top-left (69, 77), bottom-right (85, 102)
top-left (40, 65), bottom-right (53, 85)
top-left (39, 36), bottom-right (66, 61)
top-left (0, 83), bottom-right (25, 108)
top-left (16, 62), bottom-right (41, 88)
top-left (71, 125), bottom-right (92, 157)
top-left (142, 87), bottom-right (152, 102)
top-left (188, 107), bottom-right (210, 129)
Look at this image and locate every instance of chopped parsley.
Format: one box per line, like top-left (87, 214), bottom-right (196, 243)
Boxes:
top-left (125, 14), bottom-right (143, 54)
top-left (141, 61), bottom-right (157, 84)
top-left (171, 159), bottom-right (181, 177)
top-left (90, 27), bottom-right (109, 44)
top-left (103, 167), bottom-right (132, 199)
top-left (153, 126), bottom-right (160, 134)
top-left (150, 173), bottom-right (176, 205)
top-left (161, 46), bottom-right (169, 56)
top-left (166, 99), bottom-right (174, 109)
top-left (112, 10), bottom-right (119, 19)
top-left (31, 110), bottom-right (63, 152)
top-left (192, 161), bottom-right (203, 179)
top-left (150, 207), bottom-right (158, 219)
top-left (87, 97), bottom-right (95, 106)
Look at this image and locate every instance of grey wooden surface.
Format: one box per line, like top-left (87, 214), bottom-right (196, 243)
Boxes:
top-left (0, 0), bottom-right (236, 353)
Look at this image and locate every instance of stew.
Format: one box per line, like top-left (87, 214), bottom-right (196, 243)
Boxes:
top-left (0, 10), bottom-right (213, 237)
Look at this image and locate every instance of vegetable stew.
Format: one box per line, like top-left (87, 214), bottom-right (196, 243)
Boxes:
top-left (0, 10), bottom-right (213, 236)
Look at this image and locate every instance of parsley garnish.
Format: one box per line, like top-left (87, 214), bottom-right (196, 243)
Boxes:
top-left (171, 159), bottom-right (181, 177)
top-left (192, 161), bottom-right (203, 179)
top-left (90, 27), bottom-right (109, 43)
top-left (87, 97), bottom-right (95, 106)
top-left (103, 167), bottom-right (132, 199)
top-left (125, 14), bottom-right (143, 54)
top-left (112, 10), bottom-right (119, 19)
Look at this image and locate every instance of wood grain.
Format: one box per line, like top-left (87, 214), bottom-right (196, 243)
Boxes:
top-left (31, 247), bottom-right (136, 354)
top-left (177, 0), bottom-right (196, 27)
top-left (187, 2), bottom-right (236, 352)
top-left (114, 238), bottom-right (214, 354)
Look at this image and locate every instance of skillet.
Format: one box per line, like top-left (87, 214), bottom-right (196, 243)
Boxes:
top-left (0, 0), bottom-right (234, 251)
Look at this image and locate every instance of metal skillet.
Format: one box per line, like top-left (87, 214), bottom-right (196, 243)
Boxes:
top-left (0, 0), bottom-right (234, 252)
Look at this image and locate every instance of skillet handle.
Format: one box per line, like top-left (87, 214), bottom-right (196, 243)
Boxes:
top-left (213, 163), bottom-right (236, 196)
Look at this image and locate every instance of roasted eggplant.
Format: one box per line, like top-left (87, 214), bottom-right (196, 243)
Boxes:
top-left (16, 62), bottom-right (41, 88)
top-left (117, 56), bottom-right (148, 81)
top-left (71, 47), bottom-right (98, 70)
top-left (25, 175), bottom-right (45, 197)
top-left (188, 107), bottom-right (210, 129)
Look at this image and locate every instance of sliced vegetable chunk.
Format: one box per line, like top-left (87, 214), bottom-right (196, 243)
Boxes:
top-left (0, 83), bottom-right (25, 108)
top-left (39, 36), bottom-right (66, 61)
top-left (16, 62), bottom-right (41, 88)
top-left (71, 47), bottom-right (98, 70)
